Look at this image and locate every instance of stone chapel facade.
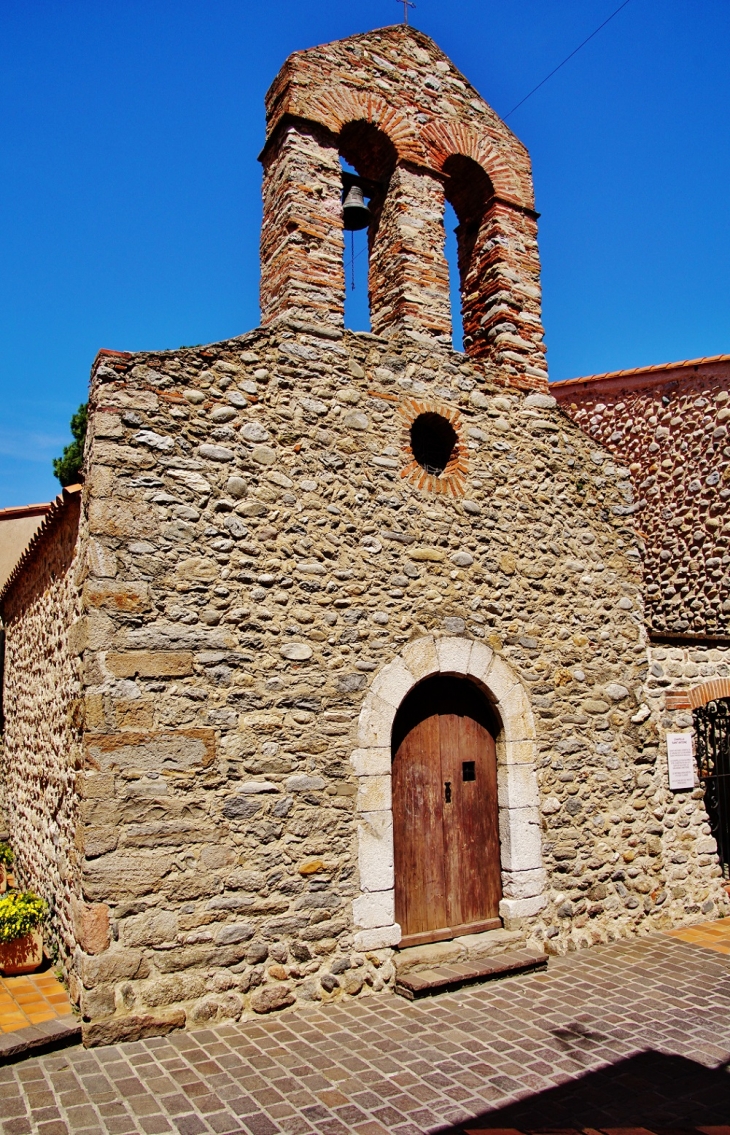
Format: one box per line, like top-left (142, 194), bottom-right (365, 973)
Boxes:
top-left (0, 25), bottom-right (727, 1045)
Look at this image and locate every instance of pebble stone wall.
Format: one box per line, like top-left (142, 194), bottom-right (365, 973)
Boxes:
top-left (0, 490), bottom-right (84, 966)
top-left (554, 360), bottom-right (730, 902)
top-left (54, 318), bottom-right (725, 1044)
top-left (553, 359), bottom-right (730, 638)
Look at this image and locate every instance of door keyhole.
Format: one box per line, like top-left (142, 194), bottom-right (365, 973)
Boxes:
top-left (444, 781), bottom-right (452, 804)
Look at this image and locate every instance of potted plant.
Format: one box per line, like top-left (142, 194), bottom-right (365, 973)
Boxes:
top-left (0, 843), bottom-right (14, 894)
top-left (0, 892), bottom-right (47, 975)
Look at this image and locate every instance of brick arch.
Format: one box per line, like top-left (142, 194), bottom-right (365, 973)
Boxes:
top-left (294, 85), bottom-right (428, 167)
top-left (421, 121), bottom-right (534, 210)
top-left (689, 679), bottom-right (730, 710)
top-left (667, 679), bottom-right (730, 711)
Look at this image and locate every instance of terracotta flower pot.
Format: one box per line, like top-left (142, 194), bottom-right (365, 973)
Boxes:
top-left (0, 864), bottom-right (6, 894)
top-left (0, 929), bottom-right (43, 975)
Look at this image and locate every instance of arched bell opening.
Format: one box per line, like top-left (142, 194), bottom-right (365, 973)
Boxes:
top-left (443, 153), bottom-right (496, 357)
top-left (443, 200), bottom-right (464, 351)
top-left (338, 121), bottom-right (397, 333)
top-left (391, 673), bottom-right (503, 948)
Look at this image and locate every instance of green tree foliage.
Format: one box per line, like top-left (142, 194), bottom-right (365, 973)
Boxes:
top-left (52, 402), bottom-right (88, 486)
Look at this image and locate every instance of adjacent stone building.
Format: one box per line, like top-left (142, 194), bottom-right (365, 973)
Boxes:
top-left (0, 487), bottom-right (83, 940)
top-left (0, 25), bottom-right (727, 1045)
top-left (554, 355), bottom-right (730, 885)
top-left (0, 498), bottom-right (54, 820)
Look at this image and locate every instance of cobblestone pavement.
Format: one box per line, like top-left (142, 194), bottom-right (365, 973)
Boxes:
top-left (1, 933), bottom-right (729, 1135)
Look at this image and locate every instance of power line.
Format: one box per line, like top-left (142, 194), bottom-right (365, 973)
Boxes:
top-left (504, 0), bottom-right (634, 120)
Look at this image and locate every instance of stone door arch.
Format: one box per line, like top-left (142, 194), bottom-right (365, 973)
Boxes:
top-left (350, 635), bottom-right (546, 950)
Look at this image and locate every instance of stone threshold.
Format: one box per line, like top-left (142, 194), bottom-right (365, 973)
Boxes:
top-left (395, 948), bottom-right (547, 1000)
top-left (0, 1014), bottom-right (81, 1064)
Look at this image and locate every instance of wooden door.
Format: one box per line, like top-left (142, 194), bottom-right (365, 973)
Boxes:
top-left (392, 676), bottom-right (502, 947)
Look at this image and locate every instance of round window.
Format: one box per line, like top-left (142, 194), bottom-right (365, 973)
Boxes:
top-left (410, 412), bottom-right (458, 476)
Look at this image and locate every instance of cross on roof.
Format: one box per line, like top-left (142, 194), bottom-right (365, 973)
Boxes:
top-left (397, 0), bottom-right (416, 25)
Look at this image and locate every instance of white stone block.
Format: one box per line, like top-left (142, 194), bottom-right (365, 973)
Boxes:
top-left (525, 392), bottom-right (556, 410)
top-left (500, 686), bottom-right (536, 743)
top-left (485, 655), bottom-right (519, 704)
top-left (357, 775), bottom-right (391, 813)
top-left (499, 895), bottom-right (547, 920)
top-left (357, 694), bottom-right (397, 748)
top-left (500, 709), bottom-right (534, 745)
top-left (350, 747), bottom-right (390, 776)
top-left (467, 640), bottom-right (494, 684)
top-left (357, 811), bottom-right (394, 892)
top-left (499, 806), bottom-right (543, 872)
top-left (352, 890), bottom-right (395, 929)
top-left (87, 539), bottom-right (117, 579)
top-left (497, 764), bottom-right (539, 809)
top-left (500, 682), bottom-right (530, 720)
top-left (436, 636), bottom-right (472, 675)
top-left (502, 739), bottom-right (537, 766)
top-left (401, 636), bottom-right (438, 681)
top-left (87, 610), bottom-right (115, 650)
top-left (353, 924), bottom-right (401, 951)
top-left (370, 658), bottom-right (416, 709)
top-left (501, 867), bottom-right (547, 899)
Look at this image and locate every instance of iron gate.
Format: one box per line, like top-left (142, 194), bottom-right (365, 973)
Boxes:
top-left (693, 698), bottom-right (730, 879)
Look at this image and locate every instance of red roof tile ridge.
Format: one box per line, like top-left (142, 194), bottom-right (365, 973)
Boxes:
top-left (93, 348), bottom-right (134, 368)
top-left (0, 501), bottom-right (52, 521)
top-left (552, 352), bottom-right (730, 389)
top-left (0, 485), bottom-right (82, 606)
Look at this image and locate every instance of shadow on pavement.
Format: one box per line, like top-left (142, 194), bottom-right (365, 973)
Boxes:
top-left (444, 1049), bottom-right (730, 1132)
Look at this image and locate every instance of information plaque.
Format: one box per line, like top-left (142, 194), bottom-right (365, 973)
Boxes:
top-left (666, 732), bottom-right (695, 791)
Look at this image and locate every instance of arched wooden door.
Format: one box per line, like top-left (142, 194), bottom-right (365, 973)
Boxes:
top-left (392, 675), bottom-right (502, 947)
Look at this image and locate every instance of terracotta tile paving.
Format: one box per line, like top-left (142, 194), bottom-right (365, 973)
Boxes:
top-left (0, 932), bottom-right (729, 1134)
top-left (0, 968), bottom-right (74, 1034)
top-left (666, 914), bottom-right (730, 954)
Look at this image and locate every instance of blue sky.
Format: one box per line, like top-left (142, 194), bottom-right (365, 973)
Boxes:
top-left (0, 0), bottom-right (728, 507)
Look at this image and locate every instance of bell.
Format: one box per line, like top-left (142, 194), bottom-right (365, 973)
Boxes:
top-left (342, 184), bottom-right (370, 231)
